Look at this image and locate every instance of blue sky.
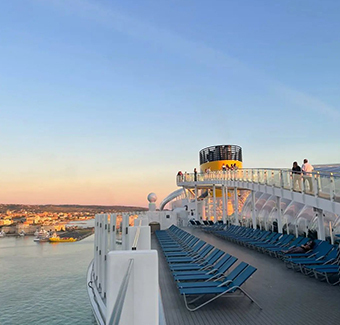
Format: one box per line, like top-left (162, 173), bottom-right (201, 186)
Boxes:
top-left (0, 0), bottom-right (339, 206)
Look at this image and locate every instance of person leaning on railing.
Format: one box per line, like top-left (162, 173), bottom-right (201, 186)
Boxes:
top-left (302, 159), bottom-right (314, 192)
top-left (292, 161), bottom-right (302, 191)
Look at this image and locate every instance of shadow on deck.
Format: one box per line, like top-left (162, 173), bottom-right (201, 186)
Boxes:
top-left (152, 227), bottom-right (340, 325)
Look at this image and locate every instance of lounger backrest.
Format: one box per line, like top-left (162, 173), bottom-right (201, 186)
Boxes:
top-left (198, 244), bottom-right (214, 258)
top-left (219, 256), bottom-right (238, 273)
top-left (204, 249), bottom-right (221, 263)
top-left (281, 234), bottom-right (295, 245)
top-left (220, 261), bottom-right (248, 283)
top-left (269, 233), bottom-right (282, 243)
top-left (230, 265), bottom-right (257, 289)
top-left (192, 240), bottom-right (206, 252)
top-left (325, 248), bottom-right (338, 261)
top-left (296, 237), bottom-right (310, 246)
top-left (214, 254), bottom-right (231, 269)
top-left (262, 232), bottom-right (276, 242)
top-left (314, 242), bottom-right (334, 258)
top-left (207, 250), bottom-right (224, 265)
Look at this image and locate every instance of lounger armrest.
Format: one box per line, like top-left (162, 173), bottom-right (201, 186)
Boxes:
top-left (218, 279), bottom-right (233, 287)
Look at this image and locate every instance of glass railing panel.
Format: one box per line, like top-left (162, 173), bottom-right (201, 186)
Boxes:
top-left (281, 170), bottom-right (291, 189)
top-left (198, 173), bottom-right (204, 182)
top-left (258, 170), bottom-right (265, 184)
top-left (334, 177), bottom-right (340, 202)
top-left (301, 174), bottom-right (315, 195)
top-left (267, 170), bottom-right (274, 186)
top-left (316, 173), bottom-right (331, 199)
top-left (243, 169), bottom-right (249, 182)
top-left (236, 170), bottom-right (242, 181)
top-left (116, 214), bottom-right (123, 243)
top-left (272, 170), bottom-right (281, 187)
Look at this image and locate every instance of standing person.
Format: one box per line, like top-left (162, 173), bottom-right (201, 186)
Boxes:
top-left (194, 168), bottom-right (197, 181)
top-left (301, 159), bottom-right (314, 192)
top-left (222, 164), bottom-right (226, 172)
top-left (292, 161), bottom-right (302, 191)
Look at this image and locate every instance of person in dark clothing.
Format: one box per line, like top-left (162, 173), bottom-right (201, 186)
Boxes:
top-left (283, 240), bottom-right (314, 254)
top-left (292, 161), bottom-right (302, 191)
top-left (194, 168), bottom-right (197, 181)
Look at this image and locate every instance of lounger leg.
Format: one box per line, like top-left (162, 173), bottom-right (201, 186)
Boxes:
top-left (183, 287), bottom-right (262, 312)
top-left (237, 287), bottom-right (263, 310)
top-left (184, 291), bottom-right (232, 312)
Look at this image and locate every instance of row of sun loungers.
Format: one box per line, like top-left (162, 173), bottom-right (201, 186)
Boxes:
top-left (155, 225), bottom-right (262, 311)
top-left (213, 225), bottom-right (340, 285)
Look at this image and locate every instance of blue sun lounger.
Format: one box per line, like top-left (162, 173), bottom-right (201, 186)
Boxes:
top-left (179, 264), bottom-right (261, 311)
top-left (173, 255), bottom-right (238, 281)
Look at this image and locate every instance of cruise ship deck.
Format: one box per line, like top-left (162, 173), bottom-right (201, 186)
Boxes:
top-left (154, 227), bottom-right (340, 325)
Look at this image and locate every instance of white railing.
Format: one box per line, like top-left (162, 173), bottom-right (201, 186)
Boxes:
top-left (177, 169), bottom-right (340, 202)
top-left (88, 213), bottom-right (163, 325)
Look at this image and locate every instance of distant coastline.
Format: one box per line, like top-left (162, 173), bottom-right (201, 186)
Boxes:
top-left (0, 204), bottom-right (147, 235)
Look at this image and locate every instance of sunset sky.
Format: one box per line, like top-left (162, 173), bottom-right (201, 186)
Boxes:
top-left (1, 0), bottom-right (340, 207)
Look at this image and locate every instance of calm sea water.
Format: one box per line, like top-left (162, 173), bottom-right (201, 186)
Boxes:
top-left (0, 234), bottom-right (96, 325)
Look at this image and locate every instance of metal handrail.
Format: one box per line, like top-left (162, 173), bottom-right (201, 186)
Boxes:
top-left (131, 220), bottom-right (142, 250)
top-left (107, 258), bottom-right (134, 325)
top-left (179, 169), bottom-right (340, 186)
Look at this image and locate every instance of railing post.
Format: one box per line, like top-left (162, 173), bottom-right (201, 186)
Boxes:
top-left (101, 214), bottom-right (108, 299)
top-left (222, 185), bottom-right (226, 224)
top-left (313, 173), bottom-right (319, 197)
top-left (330, 173), bottom-right (335, 201)
top-left (234, 187), bottom-right (239, 225)
top-left (315, 208), bottom-right (325, 240)
top-left (276, 197), bottom-right (283, 233)
top-left (279, 170), bottom-right (284, 188)
top-left (213, 184), bottom-right (216, 222)
top-left (195, 184), bottom-right (198, 220)
top-left (94, 215), bottom-right (99, 283)
top-left (251, 191), bottom-right (256, 229)
top-left (122, 213), bottom-right (129, 250)
top-left (110, 213), bottom-right (117, 251)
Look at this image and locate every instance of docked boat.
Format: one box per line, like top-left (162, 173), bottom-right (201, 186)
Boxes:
top-left (87, 144), bottom-right (340, 325)
top-left (18, 230), bottom-right (26, 237)
top-left (49, 236), bottom-right (77, 242)
top-left (33, 228), bottom-right (50, 242)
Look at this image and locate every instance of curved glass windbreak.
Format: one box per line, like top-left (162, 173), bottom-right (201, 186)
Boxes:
top-left (266, 198), bottom-right (291, 231)
top-left (257, 196), bottom-right (276, 226)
